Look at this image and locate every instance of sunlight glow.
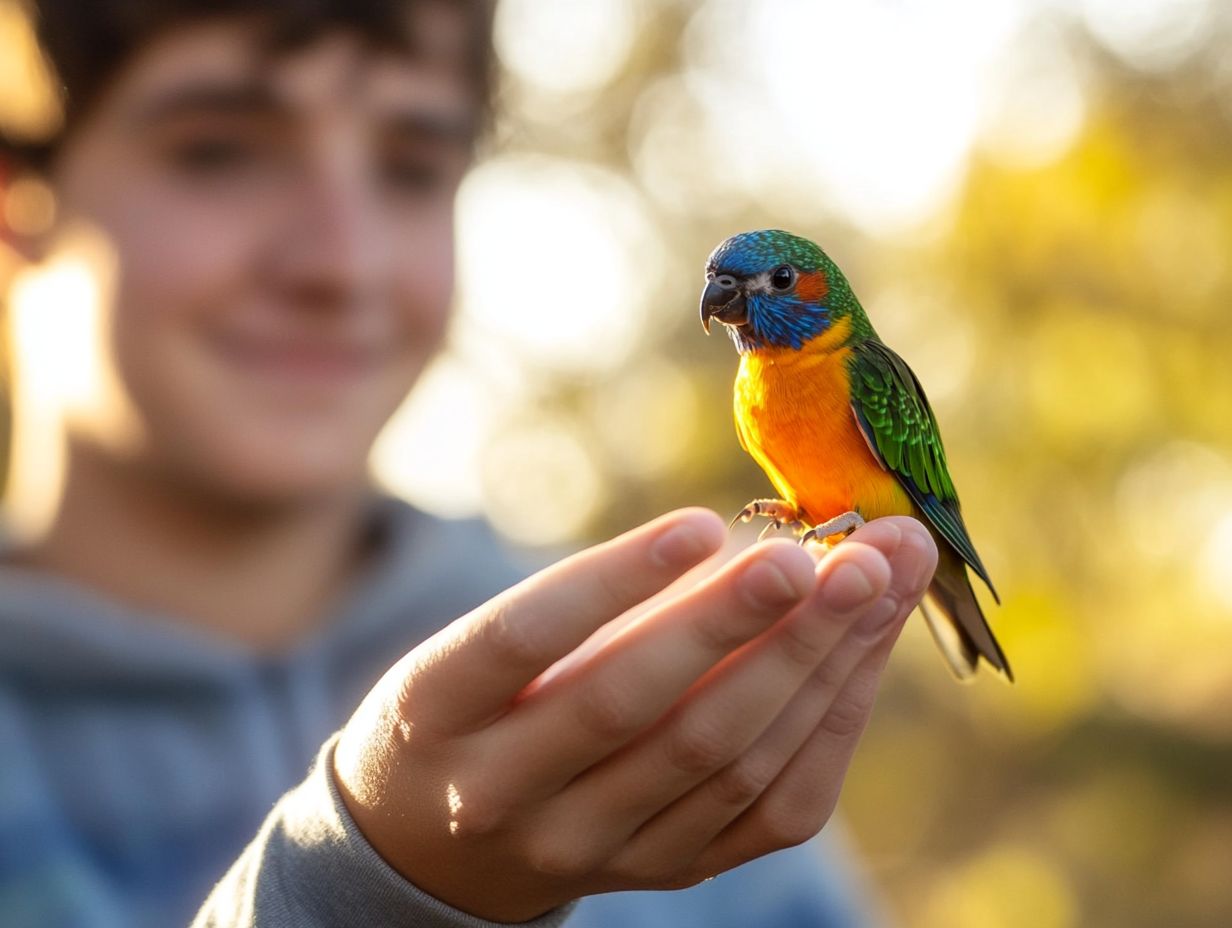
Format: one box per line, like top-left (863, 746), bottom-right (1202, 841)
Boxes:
top-left (1078, 0), bottom-right (1211, 71)
top-left (370, 356), bottom-right (494, 517)
top-left (446, 783), bottom-right (463, 836)
top-left (455, 156), bottom-right (664, 375)
top-left (494, 0), bottom-right (639, 96)
top-left (591, 358), bottom-right (699, 480)
top-left (5, 228), bottom-right (115, 536)
top-left (629, 76), bottom-right (721, 219)
top-left (0, 0), bottom-right (61, 139)
top-left (687, 0), bottom-right (1032, 233)
top-left (481, 422), bottom-right (604, 547)
top-left (1116, 441), bottom-right (1232, 564)
top-left (8, 236), bottom-right (110, 414)
top-left (1199, 510), bottom-right (1232, 614)
top-left (977, 24), bottom-right (1087, 168)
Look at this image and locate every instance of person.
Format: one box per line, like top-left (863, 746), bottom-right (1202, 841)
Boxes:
top-left (0, 1), bottom-right (939, 925)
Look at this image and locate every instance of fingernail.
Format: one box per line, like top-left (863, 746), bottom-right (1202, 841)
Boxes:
top-left (853, 597), bottom-right (901, 635)
top-left (743, 560), bottom-right (804, 608)
top-left (822, 562), bottom-right (877, 613)
top-left (650, 524), bottom-right (707, 568)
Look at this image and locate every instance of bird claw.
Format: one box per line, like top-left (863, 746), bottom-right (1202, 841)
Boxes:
top-left (799, 511), bottom-right (866, 547)
top-left (757, 521), bottom-right (781, 542)
top-left (730, 499), bottom-right (805, 538)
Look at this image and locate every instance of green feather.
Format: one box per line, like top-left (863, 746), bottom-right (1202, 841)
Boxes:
top-left (847, 339), bottom-right (998, 601)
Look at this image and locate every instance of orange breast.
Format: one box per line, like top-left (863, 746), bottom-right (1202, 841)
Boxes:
top-left (733, 321), bottom-right (914, 525)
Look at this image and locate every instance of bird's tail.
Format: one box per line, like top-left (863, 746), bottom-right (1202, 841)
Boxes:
top-left (919, 545), bottom-right (1013, 682)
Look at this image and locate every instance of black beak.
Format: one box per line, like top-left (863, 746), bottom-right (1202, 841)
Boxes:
top-left (700, 277), bottom-right (748, 333)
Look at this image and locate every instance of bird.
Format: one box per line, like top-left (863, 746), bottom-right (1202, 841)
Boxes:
top-left (700, 229), bottom-right (1011, 682)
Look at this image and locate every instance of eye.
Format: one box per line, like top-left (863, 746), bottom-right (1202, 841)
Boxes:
top-left (379, 140), bottom-right (468, 198)
top-left (382, 157), bottom-right (446, 193)
top-left (170, 137), bottom-right (257, 174)
top-left (770, 265), bottom-right (795, 290)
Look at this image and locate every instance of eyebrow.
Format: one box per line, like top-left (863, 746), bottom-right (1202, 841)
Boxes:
top-left (130, 81), bottom-right (284, 127)
top-left (129, 79), bottom-right (478, 144)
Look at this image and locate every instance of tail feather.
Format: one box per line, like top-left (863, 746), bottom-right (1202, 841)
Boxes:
top-left (920, 545), bottom-right (1013, 682)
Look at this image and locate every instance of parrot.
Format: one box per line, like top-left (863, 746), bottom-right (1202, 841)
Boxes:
top-left (700, 229), bottom-right (1011, 682)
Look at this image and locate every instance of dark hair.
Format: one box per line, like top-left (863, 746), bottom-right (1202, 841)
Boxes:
top-left (3, 0), bottom-right (495, 170)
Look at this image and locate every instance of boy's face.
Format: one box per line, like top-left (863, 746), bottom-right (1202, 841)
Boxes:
top-left (44, 12), bottom-right (476, 504)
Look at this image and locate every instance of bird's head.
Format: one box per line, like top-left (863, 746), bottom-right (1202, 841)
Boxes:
top-left (700, 229), bottom-right (856, 353)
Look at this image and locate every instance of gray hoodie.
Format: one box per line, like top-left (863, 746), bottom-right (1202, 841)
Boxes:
top-left (0, 497), bottom-right (872, 927)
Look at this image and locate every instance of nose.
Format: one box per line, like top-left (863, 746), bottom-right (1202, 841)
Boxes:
top-left (270, 150), bottom-right (387, 311)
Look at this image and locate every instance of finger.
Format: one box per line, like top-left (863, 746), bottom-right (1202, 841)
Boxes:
top-left (559, 540), bottom-right (894, 871)
top-left (843, 515), bottom-right (938, 645)
top-left (597, 519), bottom-right (930, 874)
top-left (614, 640), bottom-right (897, 875)
top-left (405, 508), bottom-right (726, 732)
top-left (486, 538), bottom-right (819, 799)
top-left (532, 530), bottom-right (754, 686)
top-left (687, 525), bottom-right (935, 877)
top-left (698, 625), bottom-right (903, 876)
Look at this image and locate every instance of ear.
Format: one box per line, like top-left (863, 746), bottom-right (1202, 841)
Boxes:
top-left (0, 158), bottom-right (55, 264)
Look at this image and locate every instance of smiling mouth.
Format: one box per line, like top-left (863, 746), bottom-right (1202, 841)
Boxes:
top-left (213, 333), bottom-right (383, 384)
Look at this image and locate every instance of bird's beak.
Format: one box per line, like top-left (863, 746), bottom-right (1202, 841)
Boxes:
top-left (700, 278), bottom-right (748, 334)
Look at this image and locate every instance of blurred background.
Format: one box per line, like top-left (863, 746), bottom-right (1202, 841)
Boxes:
top-left (3, 0), bottom-right (1231, 925)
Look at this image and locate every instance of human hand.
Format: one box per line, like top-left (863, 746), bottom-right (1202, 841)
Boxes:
top-left (334, 509), bottom-right (937, 922)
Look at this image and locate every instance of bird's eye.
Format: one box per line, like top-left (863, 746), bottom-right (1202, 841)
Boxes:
top-left (771, 265), bottom-right (795, 290)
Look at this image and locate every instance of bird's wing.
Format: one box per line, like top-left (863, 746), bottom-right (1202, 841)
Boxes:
top-left (847, 339), bottom-right (999, 602)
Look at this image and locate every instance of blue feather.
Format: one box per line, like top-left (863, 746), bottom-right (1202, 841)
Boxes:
top-left (729, 293), bottom-right (830, 352)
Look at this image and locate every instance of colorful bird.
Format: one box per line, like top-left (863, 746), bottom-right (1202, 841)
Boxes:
top-left (700, 229), bottom-right (1011, 681)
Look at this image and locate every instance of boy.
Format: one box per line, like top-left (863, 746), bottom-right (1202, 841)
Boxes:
top-left (0, 1), bottom-right (937, 924)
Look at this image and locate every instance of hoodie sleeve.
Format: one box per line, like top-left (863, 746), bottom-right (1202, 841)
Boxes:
top-left (191, 733), bottom-right (575, 928)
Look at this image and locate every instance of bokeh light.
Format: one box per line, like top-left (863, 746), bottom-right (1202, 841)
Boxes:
top-left (2, 174), bottom-right (55, 237)
top-left (976, 20), bottom-right (1087, 168)
top-left (4, 225), bottom-right (117, 537)
top-left (481, 420), bottom-right (606, 547)
top-left (371, 355), bottom-right (496, 517)
top-left (453, 155), bottom-right (665, 376)
top-left (685, 0), bottom-right (1033, 233)
top-left (494, 0), bottom-right (641, 98)
top-left (0, 0), bottom-right (60, 140)
top-left (1201, 511), bottom-right (1232, 611)
top-left (590, 357), bottom-right (699, 480)
top-left (1077, 0), bottom-right (1212, 72)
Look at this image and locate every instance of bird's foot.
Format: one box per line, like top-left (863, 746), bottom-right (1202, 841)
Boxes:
top-left (800, 511), bottom-right (865, 547)
top-left (729, 499), bottom-right (805, 540)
